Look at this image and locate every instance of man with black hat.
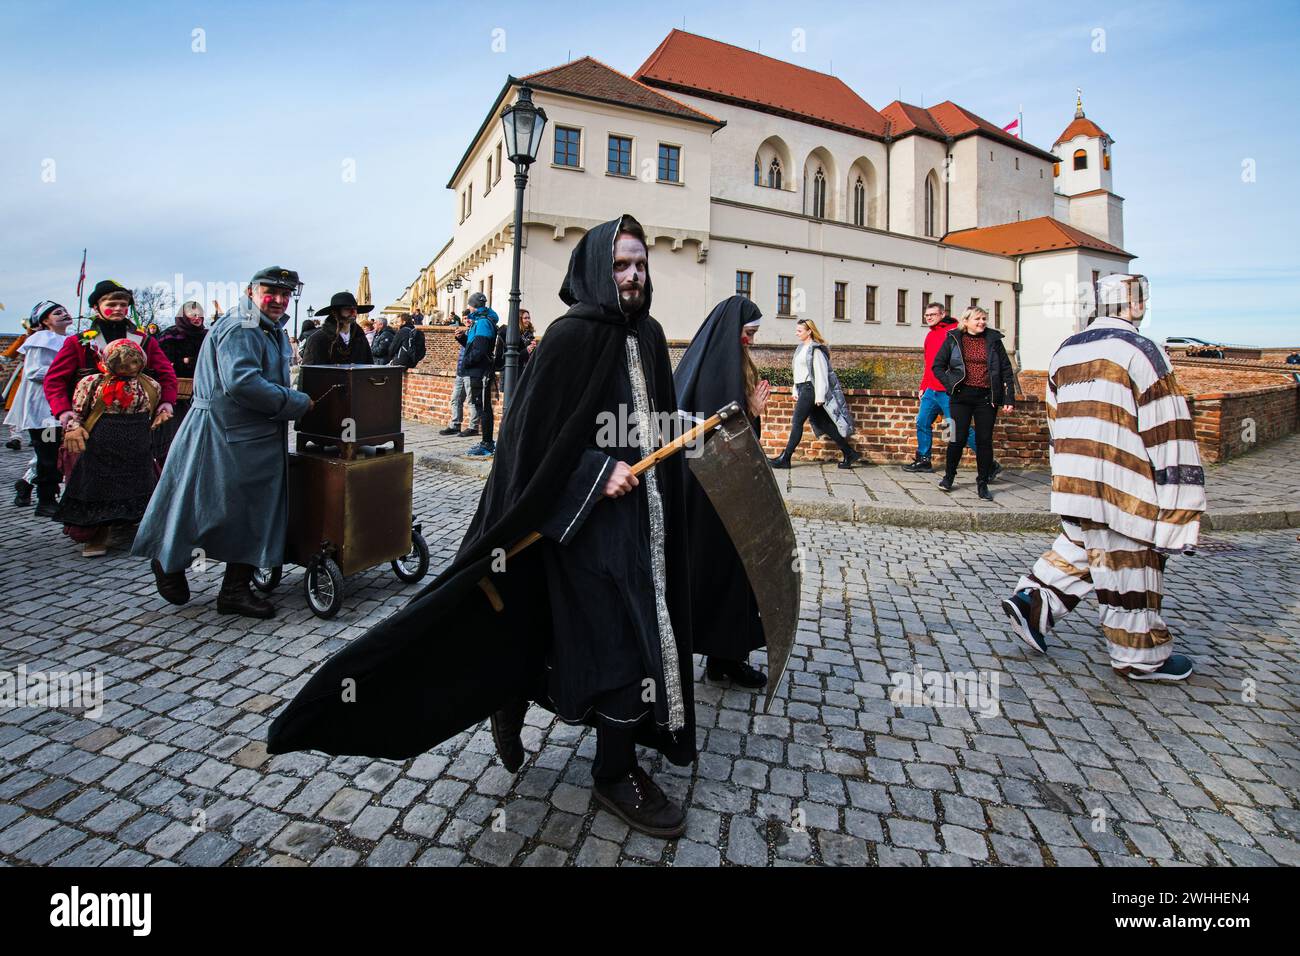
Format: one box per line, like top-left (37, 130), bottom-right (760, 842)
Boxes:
top-left (300, 292), bottom-right (374, 366)
top-left (267, 216), bottom-right (696, 838)
top-left (132, 267), bottom-right (313, 618)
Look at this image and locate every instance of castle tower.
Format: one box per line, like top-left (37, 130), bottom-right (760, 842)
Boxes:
top-left (1052, 92), bottom-right (1124, 247)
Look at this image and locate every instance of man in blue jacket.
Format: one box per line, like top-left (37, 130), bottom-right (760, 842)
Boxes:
top-left (461, 292), bottom-right (498, 457)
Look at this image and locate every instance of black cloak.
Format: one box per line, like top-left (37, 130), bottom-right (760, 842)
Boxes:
top-left (300, 316), bottom-right (374, 366)
top-left (673, 295), bottom-right (766, 661)
top-left (268, 215), bottom-right (695, 766)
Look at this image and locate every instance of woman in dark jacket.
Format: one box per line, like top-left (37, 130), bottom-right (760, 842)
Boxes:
top-left (300, 292), bottom-right (375, 365)
top-left (931, 306), bottom-right (1016, 500)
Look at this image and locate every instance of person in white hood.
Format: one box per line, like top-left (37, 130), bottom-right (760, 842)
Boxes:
top-left (5, 301), bottom-right (72, 515)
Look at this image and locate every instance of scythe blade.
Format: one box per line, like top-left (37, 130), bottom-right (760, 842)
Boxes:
top-left (687, 404), bottom-right (800, 710)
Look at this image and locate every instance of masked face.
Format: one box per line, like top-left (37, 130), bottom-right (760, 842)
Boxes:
top-left (251, 284), bottom-right (291, 321)
top-left (613, 233), bottom-right (648, 314)
top-left (44, 306), bottom-right (72, 334)
top-left (182, 302), bottom-right (205, 326)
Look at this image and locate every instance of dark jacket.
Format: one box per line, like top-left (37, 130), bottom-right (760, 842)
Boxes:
top-left (370, 326), bottom-right (396, 364)
top-left (389, 324), bottom-right (426, 368)
top-left (932, 328), bottom-right (1017, 407)
top-left (300, 318), bottom-right (374, 366)
top-left (460, 307), bottom-right (499, 378)
top-left (493, 322), bottom-right (536, 372)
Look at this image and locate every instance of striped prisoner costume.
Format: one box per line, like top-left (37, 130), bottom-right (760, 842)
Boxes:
top-left (1015, 316), bottom-right (1206, 672)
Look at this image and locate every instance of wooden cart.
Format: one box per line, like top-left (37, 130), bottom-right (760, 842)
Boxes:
top-left (253, 364), bottom-right (429, 617)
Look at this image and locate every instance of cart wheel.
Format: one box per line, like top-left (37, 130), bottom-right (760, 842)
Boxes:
top-left (392, 530), bottom-right (430, 583)
top-left (304, 555), bottom-right (345, 619)
top-left (252, 566), bottom-right (282, 593)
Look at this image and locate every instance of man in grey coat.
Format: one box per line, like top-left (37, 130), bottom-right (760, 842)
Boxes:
top-left (133, 266), bottom-right (313, 618)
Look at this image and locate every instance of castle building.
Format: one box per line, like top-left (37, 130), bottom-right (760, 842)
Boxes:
top-left (403, 30), bottom-right (1135, 370)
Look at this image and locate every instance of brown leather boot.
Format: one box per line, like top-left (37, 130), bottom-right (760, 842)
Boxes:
top-left (151, 559), bottom-right (190, 606)
top-left (217, 562), bottom-right (275, 618)
top-left (489, 699), bottom-right (528, 773)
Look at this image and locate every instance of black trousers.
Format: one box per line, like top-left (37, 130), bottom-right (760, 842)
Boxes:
top-left (944, 387), bottom-right (997, 482)
top-left (592, 718), bottom-right (639, 785)
top-left (468, 374), bottom-right (494, 444)
top-left (781, 382), bottom-right (853, 458)
top-left (28, 427), bottom-right (61, 492)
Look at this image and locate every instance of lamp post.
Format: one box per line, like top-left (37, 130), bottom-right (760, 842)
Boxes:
top-left (499, 83), bottom-right (547, 410)
top-left (292, 280), bottom-right (303, 338)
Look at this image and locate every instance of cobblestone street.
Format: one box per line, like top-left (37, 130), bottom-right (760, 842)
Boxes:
top-left (1, 442), bottom-right (1297, 867)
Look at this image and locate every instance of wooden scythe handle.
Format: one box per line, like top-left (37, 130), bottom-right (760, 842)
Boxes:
top-left (476, 404), bottom-right (735, 610)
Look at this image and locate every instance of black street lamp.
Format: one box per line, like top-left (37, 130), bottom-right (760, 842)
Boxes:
top-left (292, 280), bottom-right (303, 337)
top-left (499, 83), bottom-right (547, 409)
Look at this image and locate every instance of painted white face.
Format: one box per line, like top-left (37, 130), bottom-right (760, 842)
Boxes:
top-left (613, 233), bottom-right (647, 313)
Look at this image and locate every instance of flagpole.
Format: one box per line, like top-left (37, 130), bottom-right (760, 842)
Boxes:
top-left (75, 248), bottom-right (87, 332)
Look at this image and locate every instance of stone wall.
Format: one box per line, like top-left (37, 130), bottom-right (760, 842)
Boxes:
top-left (1189, 384), bottom-right (1299, 464)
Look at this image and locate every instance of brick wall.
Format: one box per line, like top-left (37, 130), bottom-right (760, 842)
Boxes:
top-left (401, 327), bottom-right (504, 426)
top-left (1189, 385), bottom-right (1299, 463)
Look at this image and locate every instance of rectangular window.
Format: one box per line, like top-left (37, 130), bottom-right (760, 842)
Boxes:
top-left (554, 126), bottom-right (581, 167)
top-left (944, 294), bottom-right (953, 315)
top-left (922, 291), bottom-right (932, 313)
top-left (834, 282), bottom-right (847, 321)
top-left (1015, 157), bottom-right (1020, 170)
top-left (736, 271), bottom-right (753, 300)
top-left (466, 185), bottom-right (472, 218)
top-left (487, 275), bottom-right (494, 308)
top-left (658, 143), bottom-right (681, 183)
top-left (485, 156), bottom-right (492, 194)
top-left (994, 300), bottom-right (1003, 329)
top-left (897, 289), bottom-right (908, 324)
top-left (970, 297), bottom-right (979, 311)
top-left (864, 285), bottom-right (878, 323)
top-left (777, 275), bottom-right (793, 316)
top-left (607, 135), bottom-right (632, 176)
top-left (494, 142), bottom-right (503, 182)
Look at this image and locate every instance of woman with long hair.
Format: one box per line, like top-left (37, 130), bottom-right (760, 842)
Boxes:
top-left (930, 306), bottom-right (1016, 500)
top-left (769, 318), bottom-right (861, 469)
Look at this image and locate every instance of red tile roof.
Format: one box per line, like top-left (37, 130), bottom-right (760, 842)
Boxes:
top-left (1055, 116), bottom-right (1109, 145)
top-left (520, 56), bottom-right (723, 126)
top-left (882, 100), bottom-right (1059, 162)
top-left (944, 216), bottom-right (1132, 258)
top-left (635, 30), bottom-right (889, 137)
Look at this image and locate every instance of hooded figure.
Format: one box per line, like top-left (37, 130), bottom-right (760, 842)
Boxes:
top-left (268, 215), bottom-right (696, 837)
top-left (674, 295), bottom-right (770, 687)
top-left (300, 292), bottom-right (375, 366)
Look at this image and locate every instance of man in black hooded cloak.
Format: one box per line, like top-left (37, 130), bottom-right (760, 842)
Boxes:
top-left (674, 295), bottom-right (770, 688)
top-left (267, 214), bottom-right (695, 838)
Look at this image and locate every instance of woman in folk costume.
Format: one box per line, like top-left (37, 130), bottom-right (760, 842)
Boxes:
top-left (674, 295), bottom-right (772, 689)
top-left (6, 302), bottom-right (72, 515)
top-left (1002, 273), bottom-right (1205, 682)
top-left (53, 339), bottom-right (168, 556)
top-left (153, 300), bottom-right (208, 462)
top-left (768, 318), bottom-right (862, 469)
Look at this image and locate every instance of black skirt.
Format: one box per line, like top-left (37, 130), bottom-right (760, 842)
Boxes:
top-left (56, 412), bottom-right (158, 528)
top-left (151, 397), bottom-right (190, 464)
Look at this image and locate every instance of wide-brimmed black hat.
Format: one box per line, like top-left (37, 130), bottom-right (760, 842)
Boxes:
top-left (315, 291), bottom-right (374, 318)
top-left (88, 279), bottom-right (134, 309)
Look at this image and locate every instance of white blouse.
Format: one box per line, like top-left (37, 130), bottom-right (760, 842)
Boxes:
top-left (791, 341), bottom-right (830, 405)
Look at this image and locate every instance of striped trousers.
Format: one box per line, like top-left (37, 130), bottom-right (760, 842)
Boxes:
top-left (1017, 519), bottom-right (1173, 672)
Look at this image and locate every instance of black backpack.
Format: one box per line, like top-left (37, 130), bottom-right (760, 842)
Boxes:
top-left (391, 326), bottom-right (426, 368)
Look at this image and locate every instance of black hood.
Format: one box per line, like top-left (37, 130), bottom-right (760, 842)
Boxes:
top-left (558, 215), bottom-right (652, 326)
top-left (674, 295), bottom-right (763, 419)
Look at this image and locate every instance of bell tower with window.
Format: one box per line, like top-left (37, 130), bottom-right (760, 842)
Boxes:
top-left (1051, 91), bottom-right (1124, 247)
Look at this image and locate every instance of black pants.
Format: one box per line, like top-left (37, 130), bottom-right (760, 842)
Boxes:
top-left (592, 718), bottom-right (638, 785)
top-left (781, 382), bottom-right (853, 458)
top-left (28, 427), bottom-right (61, 493)
top-left (468, 374), bottom-right (494, 444)
top-left (944, 387), bottom-right (997, 483)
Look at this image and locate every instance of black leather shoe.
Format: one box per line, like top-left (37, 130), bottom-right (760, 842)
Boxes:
top-left (33, 483), bottom-right (59, 517)
top-left (217, 563), bottom-right (274, 618)
top-left (977, 482), bottom-right (993, 501)
top-left (151, 559), bottom-right (191, 606)
top-left (838, 449), bottom-right (864, 469)
top-left (593, 767), bottom-right (686, 839)
top-left (705, 657), bottom-right (767, 689)
top-left (768, 453), bottom-right (791, 469)
top-left (490, 699), bottom-right (528, 773)
top-left (437, 426), bottom-right (461, 436)
top-left (5, 438), bottom-right (21, 452)
top-left (937, 474), bottom-right (954, 492)
top-left (458, 428), bottom-right (479, 438)
top-left (13, 479), bottom-right (32, 506)
top-left (989, 461), bottom-right (1004, 482)
top-left (901, 456), bottom-right (932, 473)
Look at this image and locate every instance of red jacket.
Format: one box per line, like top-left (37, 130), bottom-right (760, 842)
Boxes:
top-left (44, 326), bottom-right (179, 419)
top-left (920, 318), bottom-right (959, 393)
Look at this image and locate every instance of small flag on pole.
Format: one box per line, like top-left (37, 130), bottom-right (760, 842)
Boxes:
top-left (1002, 116), bottom-right (1021, 138)
top-left (76, 249), bottom-right (87, 298)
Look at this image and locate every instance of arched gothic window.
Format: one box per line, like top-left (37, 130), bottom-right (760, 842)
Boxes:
top-left (768, 157), bottom-right (783, 189)
top-left (754, 160), bottom-right (760, 185)
top-left (924, 175), bottom-right (937, 237)
top-left (853, 175), bottom-right (865, 226)
top-left (811, 166), bottom-right (826, 219)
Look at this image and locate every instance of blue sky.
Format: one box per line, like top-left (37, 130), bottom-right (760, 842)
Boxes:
top-left (2, 0), bottom-right (1297, 344)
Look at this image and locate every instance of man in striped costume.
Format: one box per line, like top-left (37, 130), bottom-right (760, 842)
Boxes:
top-left (1003, 274), bottom-right (1204, 681)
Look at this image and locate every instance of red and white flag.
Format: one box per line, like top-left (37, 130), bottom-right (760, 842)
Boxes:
top-left (1002, 117), bottom-right (1021, 138)
top-left (76, 249), bottom-right (87, 298)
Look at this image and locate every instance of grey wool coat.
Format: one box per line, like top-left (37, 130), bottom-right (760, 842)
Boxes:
top-left (132, 297), bottom-right (312, 573)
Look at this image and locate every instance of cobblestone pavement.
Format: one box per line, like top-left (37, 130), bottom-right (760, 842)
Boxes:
top-left (414, 423), bottom-right (1300, 530)
top-left (1, 439), bottom-right (1298, 867)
